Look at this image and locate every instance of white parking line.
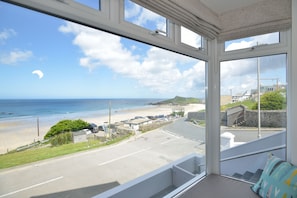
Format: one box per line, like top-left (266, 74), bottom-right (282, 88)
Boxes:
top-left (0, 176), bottom-right (63, 197)
top-left (98, 147), bottom-right (151, 166)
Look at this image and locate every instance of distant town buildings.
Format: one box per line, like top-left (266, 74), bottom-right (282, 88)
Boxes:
top-left (229, 84), bottom-right (286, 104)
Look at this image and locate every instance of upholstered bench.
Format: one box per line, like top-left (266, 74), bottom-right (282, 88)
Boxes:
top-left (179, 155), bottom-right (297, 198)
top-left (178, 174), bottom-right (260, 198)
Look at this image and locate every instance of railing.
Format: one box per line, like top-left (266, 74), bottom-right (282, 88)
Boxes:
top-left (220, 131), bottom-right (286, 178)
top-left (93, 154), bottom-right (205, 198)
top-left (221, 144), bottom-right (286, 162)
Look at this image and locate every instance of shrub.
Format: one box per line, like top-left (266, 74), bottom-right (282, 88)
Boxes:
top-left (171, 111), bottom-right (185, 117)
top-left (252, 91), bottom-right (285, 110)
top-left (51, 132), bottom-right (73, 146)
top-left (45, 119), bottom-right (89, 139)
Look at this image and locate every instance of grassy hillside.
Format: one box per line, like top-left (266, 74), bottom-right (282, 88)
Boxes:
top-left (152, 96), bottom-right (201, 105)
top-left (220, 100), bottom-right (255, 111)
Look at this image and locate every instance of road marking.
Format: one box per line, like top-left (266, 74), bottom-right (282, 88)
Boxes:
top-left (161, 139), bottom-right (176, 145)
top-left (161, 130), bottom-right (182, 138)
top-left (0, 176), bottom-right (63, 197)
top-left (98, 147), bottom-right (151, 166)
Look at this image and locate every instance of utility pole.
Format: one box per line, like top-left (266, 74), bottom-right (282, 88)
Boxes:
top-left (37, 117), bottom-right (40, 140)
top-left (108, 101), bottom-right (111, 138)
top-left (257, 57), bottom-right (261, 139)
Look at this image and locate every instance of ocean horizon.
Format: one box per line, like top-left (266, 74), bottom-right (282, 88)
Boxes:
top-left (0, 98), bottom-right (164, 121)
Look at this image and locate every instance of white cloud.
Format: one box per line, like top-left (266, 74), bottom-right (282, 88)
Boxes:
top-left (59, 22), bottom-right (284, 98)
top-left (124, 1), bottom-right (167, 32)
top-left (222, 33), bottom-right (285, 95)
top-left (225, 32), bottom-right (279, 51)
top-left (59, 22), bottom-right (205, 96)
top-left (221, 58), bottom-right (261, 95)
top-left (225, 40), bottom-right (253, 51)
top-left (32, 70), bottom-right (44, 79)
top-left (0, 28), bottom-right (16, 43)
top-left (181, 27), bottom-right (202, 48)
top-left (0, 49), bottom-right (33, 65)
top-left (220, 54), bottom-right (286, 95)
top-left (221, 59), bottom-right (256, 80)
top-left (134, 8), bottom-right (161, 27)
top-left (125, 2), bottom-right (160, 27)
top-left (124, 2), bottom-right (142, 19)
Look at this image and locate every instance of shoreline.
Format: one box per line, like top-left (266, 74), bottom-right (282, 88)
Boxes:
top-left (0, 104), bottom-right (205, 154)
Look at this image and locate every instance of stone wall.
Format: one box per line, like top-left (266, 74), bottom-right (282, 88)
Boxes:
top-left (187, 111), bottom-right (227, 126)
top-left (188, 109), bottom-right (287, 128)
top-left (188, 112), bottom-right (205, 120)
top-left (245, 110), bottom-right (286, 127)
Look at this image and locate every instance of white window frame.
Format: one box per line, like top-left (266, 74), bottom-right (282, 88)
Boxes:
top-left (218, 31), bottom-right (289, 62)
top-left (216, 30), bottom-right (290, 174)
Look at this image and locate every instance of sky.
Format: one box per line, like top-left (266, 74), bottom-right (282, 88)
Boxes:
top-left (0, 1), bottom-right (286, 99)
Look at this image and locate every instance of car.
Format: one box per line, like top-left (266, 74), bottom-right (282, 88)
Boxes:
top-left (87, 123), bottom-right (99, 133)
top-left (98, 125), bottom-right (105, 131)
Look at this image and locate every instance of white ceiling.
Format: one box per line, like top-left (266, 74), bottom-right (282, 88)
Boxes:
top-left (200, 0), bottom-right (265, 15)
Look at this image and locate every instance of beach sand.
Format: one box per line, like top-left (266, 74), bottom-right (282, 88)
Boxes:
top-left (0, 104), bottom-right (205, 154)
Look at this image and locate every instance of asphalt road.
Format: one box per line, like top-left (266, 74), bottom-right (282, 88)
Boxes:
top-left (163, 118), bottom-right (205, 143)
top-left (0, 119), bottom-right (204, 198)
top-left (0, 118), bottom-right (283, 198)
top-left (164, 117), bottom-right (283, 143)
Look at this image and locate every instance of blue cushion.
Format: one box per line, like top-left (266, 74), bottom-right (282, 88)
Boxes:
top-left (251, 155), bottom-right (297, 198)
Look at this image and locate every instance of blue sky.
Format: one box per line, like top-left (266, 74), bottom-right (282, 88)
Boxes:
top-left (0, 1), bottom-right (286, 99)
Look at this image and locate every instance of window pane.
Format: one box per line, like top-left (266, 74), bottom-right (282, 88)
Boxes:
top-left (220, 54), bottom-right (287, 181)
top-left (0, 2), bottom-right (206, 197)
top-left (124, 0), bottom-right (167, 35)
top-left (181, 26), bottom-right (202, 49)
top-left (75, 0), bottom-right (101, 10)
top-left (225, 32), bottom-right (280, 51)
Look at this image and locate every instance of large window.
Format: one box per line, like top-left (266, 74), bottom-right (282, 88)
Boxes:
top-left (220, 53), bottom-right (287, 179)
top-left (0, 2), bottom-right (206, 197)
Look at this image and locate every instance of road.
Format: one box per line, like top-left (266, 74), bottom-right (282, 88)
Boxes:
top-left (165, 117), bottom-right (283, 143)
top-left (0, 118), bottom-right (283, 198)
top-left (163, 118), bottom-right (205, 143)
top-left (0, 118), bottom-right (205, 198)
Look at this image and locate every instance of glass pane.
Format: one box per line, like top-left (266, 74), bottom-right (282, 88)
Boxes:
top-left (75, 0), bottom-right (101, 10)
top-left (0, 2), bottom-right (206, 197)
top-left (225, 32), bottom-right (280, 51)
top-left (124, 0), bottom-right (167, 35)
top-left (220, 54), bottom-right (287, 181)
top-left (181, 26), bottom-right (202, 49)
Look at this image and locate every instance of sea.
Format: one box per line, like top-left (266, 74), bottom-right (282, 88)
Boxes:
top-left (0, 98), bottom-right (163, 122)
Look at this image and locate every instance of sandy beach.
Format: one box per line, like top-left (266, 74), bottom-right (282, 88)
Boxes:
top-left (0, 104), bottom-right (205, 154)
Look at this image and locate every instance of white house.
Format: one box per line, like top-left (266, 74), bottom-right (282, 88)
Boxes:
top-left (124, 117), bottom-right (152, 131)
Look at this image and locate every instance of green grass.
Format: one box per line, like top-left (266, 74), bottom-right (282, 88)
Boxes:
top-left (221, 100), bottom-right (256, 111)
top-left (0, 134), bottom-right (131, 169)
top-left (198, 120), bottom-right (206, 127)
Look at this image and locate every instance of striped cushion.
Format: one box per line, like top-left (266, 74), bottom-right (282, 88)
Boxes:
top-left (251, 155), bottom-right (297, 198)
